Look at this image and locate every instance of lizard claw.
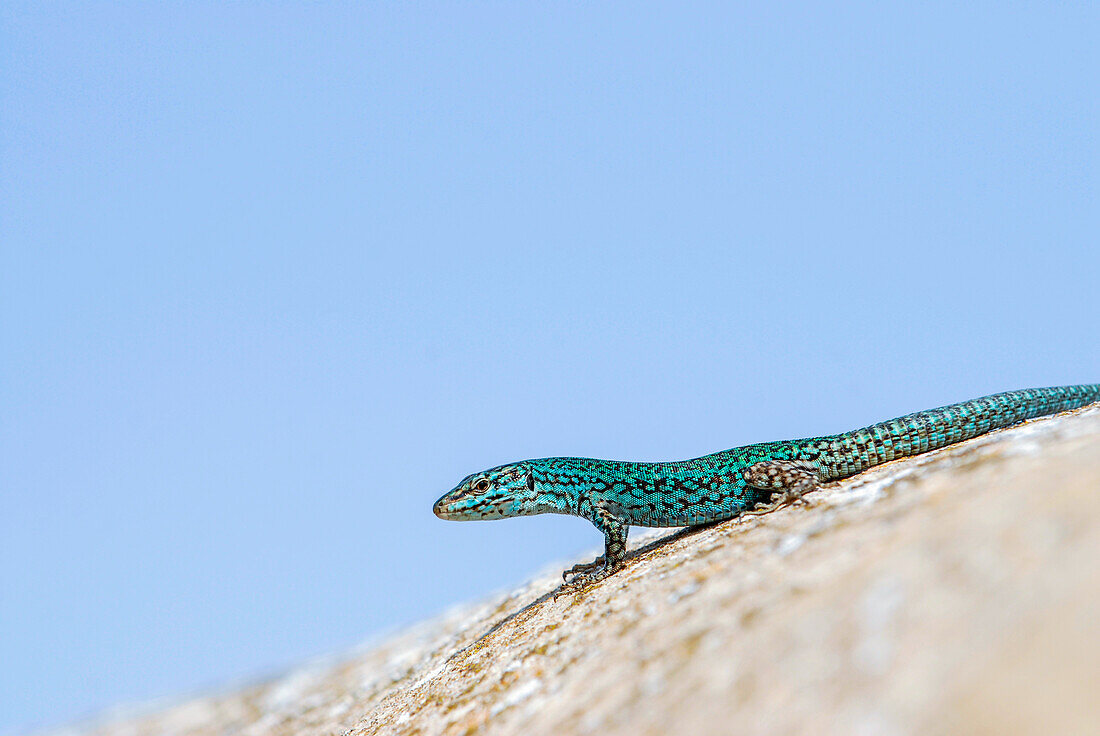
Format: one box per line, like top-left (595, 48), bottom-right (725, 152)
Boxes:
top-left (743, 492), bottom-right (784, 517)
top-left (562, 556), bottom-right (605, 582)
top-left (743, 489), bottom-right (806, 517)
top-left (561, 566), bottom-right (615, 589)
top-left (561, 556), bottom-right (620, 588)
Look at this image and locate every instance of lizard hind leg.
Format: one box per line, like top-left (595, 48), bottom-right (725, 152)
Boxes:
top-left (741, 459), bottom-right (821, 516)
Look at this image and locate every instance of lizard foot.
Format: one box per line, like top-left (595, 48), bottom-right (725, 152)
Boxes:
top-left (562, 556), bottom-right (604, 581)
top-left (561, 557), bottom-right (619, 588)
top-left (743, 489), bottom-right (807, 516)
top-left (561, 566), bottom-right (616, 589)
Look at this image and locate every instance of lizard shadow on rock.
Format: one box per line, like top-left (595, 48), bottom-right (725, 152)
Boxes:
top-left (444, 519), bottom-right (737, 666)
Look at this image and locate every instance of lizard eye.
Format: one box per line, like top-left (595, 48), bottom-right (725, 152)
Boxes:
top-left (473, 478), bottom-right (490, 492)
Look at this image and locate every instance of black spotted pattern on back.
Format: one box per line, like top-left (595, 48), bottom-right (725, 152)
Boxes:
top-left (527, 384), bottom-right (1100, 528)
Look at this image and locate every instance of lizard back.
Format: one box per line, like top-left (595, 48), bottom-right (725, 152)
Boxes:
top-left (526, 384), bottom-right (1100, 528)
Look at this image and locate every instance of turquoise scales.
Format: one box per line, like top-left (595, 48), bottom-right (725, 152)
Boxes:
top-left (434, 384), bottom-right (1100, 584)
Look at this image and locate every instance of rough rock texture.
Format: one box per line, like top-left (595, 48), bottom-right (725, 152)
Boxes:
top-left (59, 407), bottom-right (1100, 736)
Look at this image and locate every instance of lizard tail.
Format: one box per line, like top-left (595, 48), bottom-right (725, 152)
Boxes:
top-left (824, 384), bottom-right (1100, 479)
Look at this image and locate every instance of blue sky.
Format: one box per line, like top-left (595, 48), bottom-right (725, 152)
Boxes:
top-left (2, 2), bottom-right (1097, 733)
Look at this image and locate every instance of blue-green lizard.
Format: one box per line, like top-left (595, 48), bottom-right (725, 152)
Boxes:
top-left (434, 384), bottom-right (1100, 585)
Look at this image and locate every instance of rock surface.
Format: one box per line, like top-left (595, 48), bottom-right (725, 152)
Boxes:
top-left (57, 407), bottom-right (1100, 736)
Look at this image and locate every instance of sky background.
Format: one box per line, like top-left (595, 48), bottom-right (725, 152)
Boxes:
top-left (2, 2), bottom-right (1098, 733)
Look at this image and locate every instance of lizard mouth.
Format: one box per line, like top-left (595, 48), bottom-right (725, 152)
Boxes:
top-left (433, 491), bottom-right (476, 520)
top-left (432, 492), bottom-right (507, 521)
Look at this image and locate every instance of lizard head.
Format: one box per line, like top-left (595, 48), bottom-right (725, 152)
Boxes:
top-left (433, 462), bottom-right (535, 520)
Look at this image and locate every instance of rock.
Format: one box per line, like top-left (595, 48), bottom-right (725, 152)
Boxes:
top-left (63, 407), bottom-right (1100, 736)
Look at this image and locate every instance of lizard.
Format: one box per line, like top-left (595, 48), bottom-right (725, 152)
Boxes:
top-left (433, 384), bottom-right (1100, 586)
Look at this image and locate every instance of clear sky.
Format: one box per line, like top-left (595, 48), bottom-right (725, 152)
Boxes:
top-left (2, 2), bottom-right (1098, 733)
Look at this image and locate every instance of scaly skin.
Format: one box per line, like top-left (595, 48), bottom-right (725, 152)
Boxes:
top-left (434, 384), bottom-right (1100, 585)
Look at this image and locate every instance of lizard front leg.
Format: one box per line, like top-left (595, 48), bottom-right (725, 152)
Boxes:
top-left (563, 497), bottom-right (628, 586)
top-left (741, 459), bottom-right (820, 516)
